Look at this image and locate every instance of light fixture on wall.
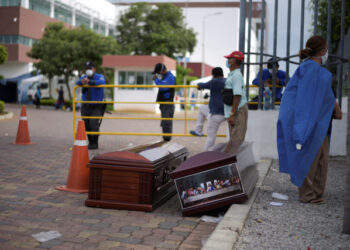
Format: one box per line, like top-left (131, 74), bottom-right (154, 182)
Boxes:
top-left (13, 17), bottom-right (18, 22)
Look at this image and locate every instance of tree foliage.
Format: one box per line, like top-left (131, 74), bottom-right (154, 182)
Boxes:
top-left (0, 45), bottom-right (8, 65)
top-left (116, 3), bottom-right (197, 58)
top-left (176, 64), bottom-right (197, 85)
top-left (28, 22), bottom-right (119, 99)
top-left (310, 0), bottom-right (350, 54)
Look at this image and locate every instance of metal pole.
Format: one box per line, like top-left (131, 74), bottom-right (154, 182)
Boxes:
top-left (326, 0), bottom-right (331, 69)
top-left (286, 0), bottom-right (291, 83)
top-left (300, 0), bottom-right (305, 57)
top-left (313, 0), bottom-right (318, 35)
top-left (258, 0), bottom-right (265, 110)
top-left (338, 0), bottom-right (345, 108)
top-left (271, 0), bottom-right (278, 110)
top-left (201, 18), bottom-right (205, 78)
top-left (239, 0), bottom-right (246, 74)
top-left (246, 0), bottom-right (252, 101)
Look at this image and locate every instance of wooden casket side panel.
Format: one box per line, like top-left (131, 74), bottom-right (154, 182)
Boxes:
top-left (100, 170), bottom-right (140, 203)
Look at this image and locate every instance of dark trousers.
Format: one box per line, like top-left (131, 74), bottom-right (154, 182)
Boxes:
top-left (81, 104), bottom-right (104, 145)
top-left (159, 104), bottom-right (175, 141)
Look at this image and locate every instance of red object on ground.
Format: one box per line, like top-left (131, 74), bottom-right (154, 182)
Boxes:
top-left (56, 120), bottom-right (89, 193)
top-left (13, 106), bottom-right (33, 145)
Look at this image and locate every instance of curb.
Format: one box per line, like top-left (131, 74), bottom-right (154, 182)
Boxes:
top-left (202, 159), bottom-right (273, 250)
top-left (0, 112), bottom-right (14, 121)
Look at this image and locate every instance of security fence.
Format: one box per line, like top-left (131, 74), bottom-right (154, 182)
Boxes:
top-left (72, 84), bottom-right (227, 140)
top-left (239, 0), bottom-right (349, 110)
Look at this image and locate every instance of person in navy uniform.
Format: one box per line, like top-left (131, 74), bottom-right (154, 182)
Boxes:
top-left (152, 63), bottom-right (176, 142)
top-left (250, 58), bottom-right (287, 109)
top-left (76, 61), bottom-right (105, 150)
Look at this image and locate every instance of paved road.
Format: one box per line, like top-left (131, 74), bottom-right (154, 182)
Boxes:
top-left (0, 104), bottom-right (228, 249)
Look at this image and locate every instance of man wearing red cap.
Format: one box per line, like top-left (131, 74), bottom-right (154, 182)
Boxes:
top-left (223, 51), bottom-right (248, 155)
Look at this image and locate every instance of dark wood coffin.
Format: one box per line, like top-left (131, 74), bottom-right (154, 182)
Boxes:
top-left (170, 142), bottom-right (258, 216)
top-left (85, 141), bottom-right (188, 212)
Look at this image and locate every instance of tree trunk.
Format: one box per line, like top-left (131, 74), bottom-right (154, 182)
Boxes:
top-left (65, 74), bottom-right (72, 100)
top-left (343, 62), bottom-right (350, 235)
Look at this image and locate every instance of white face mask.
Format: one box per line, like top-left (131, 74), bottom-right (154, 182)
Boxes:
top-left (156, 73), bottom-right (163, 80)
top-left (86, 69), bottom-right (93, 77)
top-left (321, 50), bottom-right (328, 64)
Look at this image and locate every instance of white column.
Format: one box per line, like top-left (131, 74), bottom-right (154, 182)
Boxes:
top-left (22, 0), bottom-right (29, 8)
top-left (105, 23), bottom-right (109, 36)
top-left (72, 7), bottom-right (76, 26)
top-left (90, 16), bottom-right (94, 29)
top-left (50, 0), bottom-right (54, 18)
top-left (114, 70), bottom-right (119, 110)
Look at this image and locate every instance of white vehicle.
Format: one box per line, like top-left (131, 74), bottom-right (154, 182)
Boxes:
top-left (22, 75), bottom-right (77, 102)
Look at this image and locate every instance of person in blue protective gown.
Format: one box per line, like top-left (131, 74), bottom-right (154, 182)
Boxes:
top-left (277, 36), bottom-right (342, 203)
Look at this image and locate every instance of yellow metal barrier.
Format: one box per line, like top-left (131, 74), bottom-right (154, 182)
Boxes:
top-left (72, 84), bottom-right (225, 141)
top-left (72, 84), bottom-right (283, 140)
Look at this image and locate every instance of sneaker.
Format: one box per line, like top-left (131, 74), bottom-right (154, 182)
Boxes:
top-left (190, 130), bottom-right (204, 137)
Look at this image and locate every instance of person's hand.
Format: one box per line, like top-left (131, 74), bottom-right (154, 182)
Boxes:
top-left (228, 115), bottom-right (235, 126)
top-left (265, 79), bottom-right (271, 84)
top-left (152, 74), bottom-right (157, 81)
top-left (333, 101), bottom-right (342, 120)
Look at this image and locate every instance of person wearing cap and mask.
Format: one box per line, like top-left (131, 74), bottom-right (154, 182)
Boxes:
top-left (223, 51), bottom-right (248, 155)
top-left (252, 58), bottom-right (287, 108)
top-left (277, 35), bottom-right (342, 203)
top-left (152, 63), bottom-right (176, 141)
top-left (76, 61), bottom-right (106, 150)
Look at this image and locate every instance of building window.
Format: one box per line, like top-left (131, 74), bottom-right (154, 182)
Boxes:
top-left (54, 4), bottom-right (72, 24)
top-left (119, 71), bottom-right (153, 90)
top-left (0, 0), bottom-right (21, 6)
top-left (0, 35), bottom-right (36, 46)
top-left (29, 0), bottom-right (50, 16)
top-left (76, 14), bottom-right (90, 28)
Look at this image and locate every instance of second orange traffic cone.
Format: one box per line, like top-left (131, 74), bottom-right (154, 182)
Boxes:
top-left (56, 120), bottom-right (89, 193)
top-left (13, 106), bottom-right (33, 145)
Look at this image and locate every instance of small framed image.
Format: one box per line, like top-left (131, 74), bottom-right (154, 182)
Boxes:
top-left (174, 164), bottom-right (244, 209)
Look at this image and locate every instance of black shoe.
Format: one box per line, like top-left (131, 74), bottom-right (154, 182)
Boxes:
top-left (163, 136), bottom-right (171, 142)
top-left (88, 144), bottom-right (98, 150)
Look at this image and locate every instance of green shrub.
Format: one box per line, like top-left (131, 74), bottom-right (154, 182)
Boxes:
top-left (0, 100), bottom-right (4, 114)
top-left (40, 99), bottom-right (56, 106)
top-left (106, 104), bottom-right (114, 112)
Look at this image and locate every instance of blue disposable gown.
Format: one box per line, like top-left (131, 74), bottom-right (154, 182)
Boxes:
top-left (277, 60), bottom-right (335, 187)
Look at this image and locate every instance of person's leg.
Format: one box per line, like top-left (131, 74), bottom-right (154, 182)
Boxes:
top-left (298, 136), bottom-right (328, 203)
top-left (160, 104), bottom-right (174, 141)
top-left (195, 105), bottom-right (209, 134)
top-left (224, 104), bottom-right (248, 155)
top-left (88, 105), bottom-right (103, 149)
top-left (203, 114), bottom-right (225, 151)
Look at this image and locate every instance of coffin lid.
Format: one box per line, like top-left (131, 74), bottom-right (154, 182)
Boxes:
top-left (89, 142), bottom-right (186, 168)
top-left (170, 151), bottom-right (236, 179)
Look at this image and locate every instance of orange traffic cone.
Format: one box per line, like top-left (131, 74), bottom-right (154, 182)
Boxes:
top-left (13, 106), bottom-right (33, 145)
top-left (56, 120), bottom-right (89, 193)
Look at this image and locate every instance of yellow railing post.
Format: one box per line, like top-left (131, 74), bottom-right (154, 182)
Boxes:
top-left (184, 87), bottom-right (187, 135)
top-left (73, 85), bottom-right (77, 142)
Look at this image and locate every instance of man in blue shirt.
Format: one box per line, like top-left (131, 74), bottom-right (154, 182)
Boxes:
top-left (152, 63), bottom-right (176, 141)
top-left (76, 61), bottom-right (105, 149)
top-left (190, 67), bottom-right (226, 151)
top-left (252, 58), bottom-right (287, 109)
